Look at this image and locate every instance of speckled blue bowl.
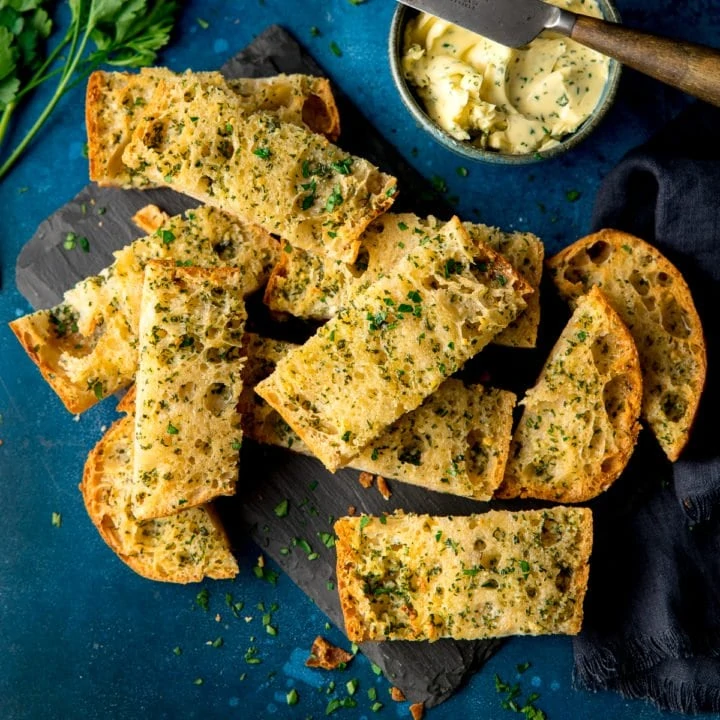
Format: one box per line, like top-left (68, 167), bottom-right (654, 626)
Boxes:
top-left (389, 1), bottom-right (622, 164)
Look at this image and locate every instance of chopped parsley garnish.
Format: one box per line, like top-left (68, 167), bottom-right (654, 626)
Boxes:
top-left (330, 41), bottom-right (342, 57)
top-left (326, 186), bottom-right (344, 212)
top-left (253, 147), bottom-right (271, 159)
top-left (166, 423), bottom-right (179, 435)
top-left (286, 689), bottom-right (299, 705)
top-left (431, 175), bottom-right (447, 193)
top-left (196, 17), bottom-right (209, 29)
top-left (51, 512), bottom-right (62, 528)
top-left (301, 179), bottom-right (317, 210)
top-left (331, 157), bottom-right (353, 175)
top-left (195, 588), bottom-right (210, 611)
top-left (566, 189), bottom-right (581, 202)
top-left (456, 166), bottom-right (469, 177)
top-left (92, 381), bottom-right (104, 400)
top-left (274, 499), bottom-right (289, 517)
top-left (310, 25), bottom-right (321, 37)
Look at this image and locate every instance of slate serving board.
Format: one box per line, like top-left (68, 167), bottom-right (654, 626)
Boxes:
top-left (15, 26), bottom-right (506, 707)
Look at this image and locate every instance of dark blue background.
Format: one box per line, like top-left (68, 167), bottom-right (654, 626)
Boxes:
top-left (1, 1), bottom-right (718, 718)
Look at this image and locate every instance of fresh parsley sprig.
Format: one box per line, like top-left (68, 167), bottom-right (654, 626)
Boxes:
top-left (0, 0), bottom-right (179, 181)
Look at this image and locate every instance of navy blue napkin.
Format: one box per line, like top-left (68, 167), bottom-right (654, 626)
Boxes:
top-left (572, 104), bottom-right (720, 713)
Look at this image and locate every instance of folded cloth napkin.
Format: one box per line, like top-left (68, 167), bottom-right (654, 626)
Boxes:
top-left (573, 103), bottom-right (720, 713)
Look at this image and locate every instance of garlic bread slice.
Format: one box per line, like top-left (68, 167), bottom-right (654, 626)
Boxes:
top-left (81, 416), bottom-right (238, 583)
top-left (547, 229), bottom-right (706, 461)
top-left (335, 508), bottom-right (593, 642)
top-left (498, 286), bottom-right (642, 502)
top-left (132, 263), bottom-right (246, 520)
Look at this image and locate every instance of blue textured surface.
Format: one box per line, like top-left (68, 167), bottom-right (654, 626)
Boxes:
top-left (1, 1), bottom-right (719, 719)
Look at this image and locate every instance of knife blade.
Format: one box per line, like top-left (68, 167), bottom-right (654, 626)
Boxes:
top-left (397, 0), bottom-right (577, 48)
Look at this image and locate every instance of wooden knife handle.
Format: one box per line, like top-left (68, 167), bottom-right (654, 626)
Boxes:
top-left (571, 15), bottom-right (720, 107)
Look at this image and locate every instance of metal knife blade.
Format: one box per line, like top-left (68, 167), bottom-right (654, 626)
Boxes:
top-left (398, 0), bottom-right (576, 48)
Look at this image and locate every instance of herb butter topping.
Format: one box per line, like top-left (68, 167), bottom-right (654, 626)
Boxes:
top-left (402, 0), bottom-right (610, 154)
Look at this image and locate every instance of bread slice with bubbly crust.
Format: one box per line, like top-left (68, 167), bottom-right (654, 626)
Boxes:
top-left (132, 262), bottom-right (246, 520)
top-left (240, 334), bottom-right (516, 501)
top-left (80, 416), bottom-right (238, 583)
top-left (497, 286), bottom-right (642, 503)
top-left (86, 69), bottom-right (340, 187)
top-left (547, 229), bottom-right (706, 461)
top-left (335, 508), bottom-right (593, 642)
top-left (264, 214), bottom-right (543, 348)
top-left (9, 206), bottom-right (277, 414)
top-left (255, 217), bottom-right (530, 472)
top-left (122, 76), bottom-right (396, 263)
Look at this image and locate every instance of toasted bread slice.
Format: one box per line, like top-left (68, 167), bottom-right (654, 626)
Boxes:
top-left (255, 217), bottom-right (530, 472)
top-left (132, 263), bottom-right (246, 520)
top-left (335, 508), bottom-right (593, 642)
top-left (80, 416), bottom-right (238, 583)
top-left (497, 286), bottom-right (642, 503)
top-left (547, 229), bottom-right (706, 461)
top-left (240, 334), bottom-right (516, 500)
top-left (265, 215), bottom-right (543, 348)
top-left (463, 223), bottom-right (544, 348)
top-left (9, 206), bottom-right (277, 414)
top-left (121, 76), bottom-right (396, 263)
top-left (86, 69), bottom-right (340, 187)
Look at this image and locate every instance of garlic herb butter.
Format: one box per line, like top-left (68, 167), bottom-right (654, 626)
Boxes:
top-left (402, 0), bottom-right (611, 154)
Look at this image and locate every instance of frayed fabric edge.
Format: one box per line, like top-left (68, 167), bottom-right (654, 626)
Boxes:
top-left (576, 672), bottom-right (720, 715)
top-left (573, 630), bottom-right (692, 684)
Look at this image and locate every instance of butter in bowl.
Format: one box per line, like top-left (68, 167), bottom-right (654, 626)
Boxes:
top-left (389, 0), bottom-right (621, 163)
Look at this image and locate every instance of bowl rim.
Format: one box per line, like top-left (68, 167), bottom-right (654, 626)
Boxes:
top-left (388, 1), bottom-right (622, 164)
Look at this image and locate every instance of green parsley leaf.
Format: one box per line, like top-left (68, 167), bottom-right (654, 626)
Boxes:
top-left (253, 146), bottom-right (271, 159)
top-left (274, 499), bottom-right (289, 517)
top-left (330, 41), bottom-right (342, 57)
top-left (286, 688), bottom-right (299, 705)
top-left (566, 189), bottom-right (581, 202)
top-left (51, 511), bottom-right (62, 528)
top-left (195, 588), bottom-right (210, 611)
top-left (166, 423), bottom-right (179, 435)
top-left (196, 17), bottom-right (209, 29)
top-left (326, 185), bottom-right (344, 212)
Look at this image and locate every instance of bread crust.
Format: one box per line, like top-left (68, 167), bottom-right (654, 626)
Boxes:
top-left (80, 416), bottom-right (238, 583)
top-left (335, 508), bottom-right (593, 642)
top-left (498, 286), bottom-right (642, 502)
top-left (547, 229), bottom-right (707, 461)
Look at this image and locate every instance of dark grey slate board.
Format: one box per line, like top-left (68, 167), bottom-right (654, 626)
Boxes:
top-left (15, 26), bottom-right (502, 707)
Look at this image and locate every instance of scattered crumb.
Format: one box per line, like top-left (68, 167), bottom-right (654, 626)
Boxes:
top-left (215, 614), bottom-right (221, 622)
top-left (376, 475), bottom-right (391, 500)
top-left (358, 471), bottom-right (374, 489)
top-left (347, 505), bottom-right (356, 516)
top-left (100, 425), bottom-right (107, 432)
top-left (0, 439), bottom-right (3, 446)
top-left (305, 636), bottom-right (354, 670)
top-left (73, 414), bottom-right (80, 422)
top-left (390, 687), bottom-right (406, 702)
top-left (257, 554), bottom-right (265, 568)
top-left (410, 702), bottom-right (425, 719)
top-left (244, 617), bottom-right (253, 623)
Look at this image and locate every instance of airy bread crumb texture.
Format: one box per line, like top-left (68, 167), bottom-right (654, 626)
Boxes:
top-left (9, 206), bottom-right (277, 414)
top-left (80, 416), bottom-right (238, 583)
top-left (498, 286), bottom-right (642, 503)
top-left (86, 68), bottom-right (340, 187)
top-left (547, 229), bottom-right (707, 461)
top-left (264, 213), bottom-right (544, 348)
top-left (121, 76), bottom-right (396, 263)
top-left (335, 508), bottom-right (593, 642)
top-left (132, 262), bottom-right (246, 520)
top-left (241, 334), bottom-right (516, 500)
top-left (255, 218), bottom-right (530, 471)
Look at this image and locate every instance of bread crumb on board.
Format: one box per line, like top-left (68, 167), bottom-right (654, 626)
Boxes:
top-left (358, 471), bottom-right (374, 489)
top-left (390, 686), bottom-right (406, 702)
top-left (376, 475), bottom-right (391, 500)
top-left (305, 636), bottom-right (354, 670)
top-left (410, 702), bottom-right (424, 719)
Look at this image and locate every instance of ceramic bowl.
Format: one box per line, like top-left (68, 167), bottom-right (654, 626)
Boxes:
top-left (388, 1), bottom-right (622, 164)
